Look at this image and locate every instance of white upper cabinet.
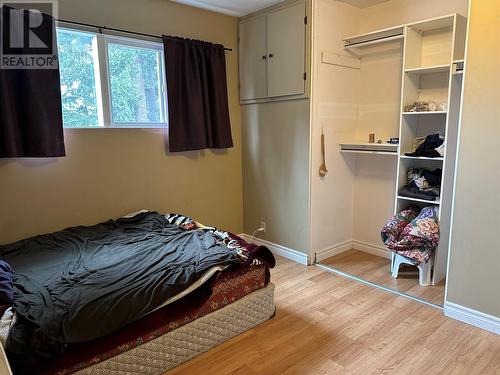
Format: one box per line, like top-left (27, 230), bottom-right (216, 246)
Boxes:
top-left (239, 15), bottom-right (268, 101)
top-left (239, 1), bottom-right (307, 103)
top-left (267, 3), bottom-right (306, 98)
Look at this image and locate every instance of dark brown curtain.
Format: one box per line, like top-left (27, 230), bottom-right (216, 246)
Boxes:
top-left (0, 6), bottom-right (65, 158)
top-left (162, 36), bottom-right (233, 152)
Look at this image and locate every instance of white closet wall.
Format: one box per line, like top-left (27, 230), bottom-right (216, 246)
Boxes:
top-left (351, 41), bottom-right (401, 251)
top-left (309, 0), bottom-right (360, 257)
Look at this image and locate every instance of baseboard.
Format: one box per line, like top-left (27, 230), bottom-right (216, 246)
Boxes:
top-left (352, 240), bottom-right (391, 259)
top-left (238, 235), bottom-right (389, 266)
top-left (239, 234), bottom-right (309, 265)
top-left (315, 240), bottom-right (353, 262)
top-left (315, 239), bottom-right (390, 262)
top-left (444, 302), bottom-right (500, 335)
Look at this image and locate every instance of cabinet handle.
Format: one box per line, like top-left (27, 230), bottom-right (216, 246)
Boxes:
top-left (262, 55), bottom-right (268, 60)
top-left (269, 53), bottom-right (274, 58)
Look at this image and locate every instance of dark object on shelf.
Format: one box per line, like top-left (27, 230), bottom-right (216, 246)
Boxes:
top-left (405, 133), bottom-right (444, 158)
top-left (398, 185), bottom-right (439, 201)
top-left (388, 137), bottom-right (399, 144)
top-left (399, 168), bottom-right (442, 201)
top-left (369, 133), bottom-right (375, 143)
top-left (408, 167), bottom-right (442, 196)
top-left (418, 168), bottom-right (442, 187)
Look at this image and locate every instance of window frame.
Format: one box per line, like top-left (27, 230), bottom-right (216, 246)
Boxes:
top-left (57, 24), bottom-right (168, 129)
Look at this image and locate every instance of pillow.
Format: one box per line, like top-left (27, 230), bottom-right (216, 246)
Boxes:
top-left (0, 261), bottom-right (13, 306)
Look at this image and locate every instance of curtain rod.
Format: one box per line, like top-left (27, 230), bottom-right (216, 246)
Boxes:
top-left (57, 19), bottom-right (233, 52)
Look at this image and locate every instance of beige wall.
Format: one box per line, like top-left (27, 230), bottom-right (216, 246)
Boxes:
top-left (242, 100), bottom-right (310, 253)
top-left (0, 0), bottom-right (243, 244)
top-left (446, 0), bottom-right (500, 318)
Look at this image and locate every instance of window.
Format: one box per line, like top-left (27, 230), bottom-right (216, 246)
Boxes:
top-left (107, 43), bottom-right (165, 124)
top-left (57, 29), bottom-right (101, 127)
top-left (57, 28), bottom-right (167, 128)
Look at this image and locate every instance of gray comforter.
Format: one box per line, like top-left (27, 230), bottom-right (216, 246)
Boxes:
top-left (0, 212), bottom-right (242, 373)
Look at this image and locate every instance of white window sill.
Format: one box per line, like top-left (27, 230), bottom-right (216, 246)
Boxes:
top-left (64, 124), bottom-right (168, 130)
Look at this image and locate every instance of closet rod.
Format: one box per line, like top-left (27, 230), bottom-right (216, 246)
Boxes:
top-left (57, 19), bottom-right (233, 51)
top-left (344, 33), bottom-right (403, 49)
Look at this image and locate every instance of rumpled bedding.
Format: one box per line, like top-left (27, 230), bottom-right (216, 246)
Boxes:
top-left (381, 206), bottom-right (440, 264)
top-left (0, 211), bottom-right (274, 374)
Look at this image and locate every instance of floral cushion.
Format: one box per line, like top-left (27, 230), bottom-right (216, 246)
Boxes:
top-left (381, 206), bottom-right (440, 264)
top-left (381, 206), bottom-right (419, 246)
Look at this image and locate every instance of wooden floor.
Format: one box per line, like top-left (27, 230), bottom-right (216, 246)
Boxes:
top-left (166, 257), bottom-right (499, 375)
top-left (320, 250), bottom-right (445, 306)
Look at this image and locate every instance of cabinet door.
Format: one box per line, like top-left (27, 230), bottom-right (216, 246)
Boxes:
top-left (267, 3), bottom-right (306, 98)
top-left (239, 15), bottom-right (268, 101)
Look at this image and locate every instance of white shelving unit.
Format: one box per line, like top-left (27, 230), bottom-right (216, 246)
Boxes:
top-left (394, 13), bottom-right (468, 285)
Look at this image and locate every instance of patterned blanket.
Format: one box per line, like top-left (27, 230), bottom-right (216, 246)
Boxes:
top-left (381, 206), bottom-right (440, 264)
top-left (165, 213), bottom-right (275, 268)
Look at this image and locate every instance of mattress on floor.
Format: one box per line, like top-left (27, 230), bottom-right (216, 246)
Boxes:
top-left (73, 283), bottom-right (275, 375)
top-left (42, 262), bottom-right (271, 375)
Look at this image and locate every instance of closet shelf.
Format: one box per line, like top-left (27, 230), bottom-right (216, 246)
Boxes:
top-left (404, 64), bottom-right (450, 74)
top-left (343, 25), bottom-right (404, 48)
top-left (340, 143), bottom-right (398, 154)
top-left (400, 156), bottom-right (444, 161)
top-left (397, 196), bottom-right (440, 205)
top-left (407, 14), bottom-right (455, 32)
top-left (402, 111), bottom-right (447, 116)
top-left (341, 150), bottom-right (397, 156)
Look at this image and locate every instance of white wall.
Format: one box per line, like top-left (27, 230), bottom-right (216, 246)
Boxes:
top-left (351, 41), bottom-right (401, 248)
top-left (310, 0), bottom-right (360, 254)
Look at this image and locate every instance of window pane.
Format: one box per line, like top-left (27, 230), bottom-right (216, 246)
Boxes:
top-left (108, 43), bottom-right (163, 123)
top-left (57, 29), bottom-right (101, 127)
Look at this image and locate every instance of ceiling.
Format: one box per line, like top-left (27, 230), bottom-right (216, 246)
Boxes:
top-left (171, 0), bottom-right (285, 17)
top-left (338, 0), bottom-right (390, 8)
top-left (171, 0), bottom-right (390, 17)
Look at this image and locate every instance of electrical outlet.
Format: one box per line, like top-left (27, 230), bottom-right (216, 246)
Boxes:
top-left (260, 221), bottom-right (266, 233)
